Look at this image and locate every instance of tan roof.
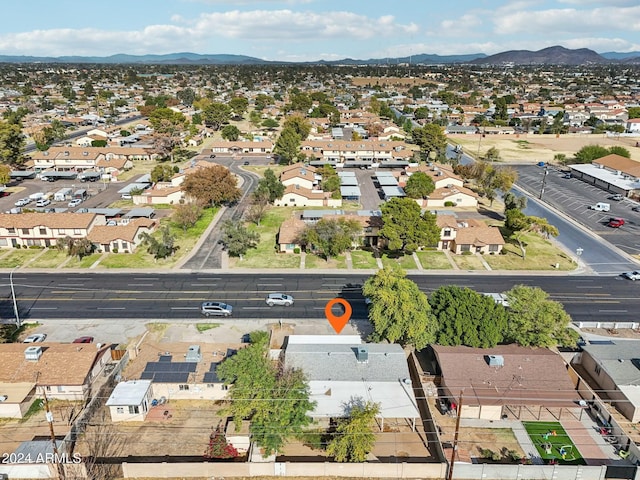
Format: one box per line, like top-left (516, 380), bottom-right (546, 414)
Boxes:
top-left (454, 225), bottom-right (505, 246)
top-left (436, 215), bottom-right (460, 229)
top-left (277, 216), bottom-right (306, 244)
top-left (280, 166), bottom-right (317, 183)
top-left (281, 185), bottom-right (327, 199)
top-left (429, 185), bottom-right (478, 201)
top-left (301, 140), bottom-right (407, 152)
top-left (0, 213), bottom-right (97, 229)
top-left (142, 186), bottom-right (183, 197)
top-left (0, 382), bottom-right (35, 403)
top-left (281, 162), bottom-right (316, 175)
top-left (87, 218), bottom-right (157, 244)
top-left (0, 343), bottom-right (110, 386)
top-left (594, 154), bottom-right (640, 178)
top-left (433, 344), bottom-right (579, 407)
top-left (31, 147), bottom-right (101, 161)
top-left (97, 156), bottom-right (130, 169)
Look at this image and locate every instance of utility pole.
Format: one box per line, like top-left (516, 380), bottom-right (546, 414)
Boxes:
top-left (539, 166), bottom-right (549, 199)
top-left (447, 392), bottom-right (463, 480)
top-left (36, 373), bottom-right (65, 479)
top-left (10, 265), bottom-right (20, 328)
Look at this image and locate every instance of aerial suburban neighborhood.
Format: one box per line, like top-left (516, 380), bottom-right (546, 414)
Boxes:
top-left (0, 28), bottom-right (640, 480)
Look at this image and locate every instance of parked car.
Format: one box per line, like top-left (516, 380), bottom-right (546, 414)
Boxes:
top-left (200, 301), bottom-right (233, 317)
top-left (14, 198), bottom-right (30, 207)
top-left (209, 154), bottom-right (216, 158)
top-left (35, 198), bottom-right (51, 207)
top-left (562, 173), bottom-right (572, 179)
top-left (72, 336), bottom-right (94, 343)
top-left (68, 198), bottom-right (83, 208)
top-left (632, 206), bottom-right (640, 212)
top-left (265, 293), bottom-right (294, 306)
top-left (622, 271), bottom-right (640, 281)
top-left (590, 202), bottom-right (610, 212)
top-left (609, 194), bottom-right (624, 201)
top-left (243, 161), bottom-right (250, 165)
top-left (608, 217), bottom-right (625, 228)
top-left (23, 333), bottom-right (47, 343)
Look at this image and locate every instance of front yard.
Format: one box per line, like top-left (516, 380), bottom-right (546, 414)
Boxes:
top-left (483, 233), bottom-right (575, 271)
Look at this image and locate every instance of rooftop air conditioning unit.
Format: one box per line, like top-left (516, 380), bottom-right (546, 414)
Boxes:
top-left (24, 346), bottom-right (43, 361)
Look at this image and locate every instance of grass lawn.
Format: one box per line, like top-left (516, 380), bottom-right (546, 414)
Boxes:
top-left (0, 249), bottom-right (43, 268)
top-left (380, 251), bottom-right (418, 270)
top-left (63, 253), bottom-right (103, 268)
top-left (350, 250), bottom-right (378, 269)
top-left (24, 249), bottom-right (67, 268)
top-left (305, 253), bottom-right (346, 269)
top-left (229, 208), bottom-right (300, 269)
top-left (452, 254), bottom-right (487, 270)
top-left (484, 233), bottom-right (575, 271)
top-left (522, 421), bottom-right (585, 465)
top-left (196, 323), bottom-right (220, 333)
top-left (415, 250), bottom-right (453, 270)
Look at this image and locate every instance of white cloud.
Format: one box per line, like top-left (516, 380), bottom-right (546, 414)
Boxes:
top-left (440, 14), bottom-right (481, 31)
top-left (493, 6), bottom-right (640, 35)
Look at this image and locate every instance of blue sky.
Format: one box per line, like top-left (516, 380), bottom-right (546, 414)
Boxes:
top-left (2, 0), bottom-right (639, 60)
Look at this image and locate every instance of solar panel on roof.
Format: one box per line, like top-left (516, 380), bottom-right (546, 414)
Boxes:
top-left (140, 372), bottom-right (154, 380)
top-left (143, 362), bottom-right (162, 372)
top-left (209, 362), bottom-right (220, 372)
top-left (152, 372), bottom-right (189, 383)
top-left (159, 355), bottom-right (172, 362)
top-left (203, 372), bottom-right (220, 383)
top-left (226, 349), bottom-right (237, 358)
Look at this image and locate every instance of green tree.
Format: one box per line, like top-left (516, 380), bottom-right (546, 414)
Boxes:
top-left (150, 164), bottom-right (176, 183)
top-left (0, 164), bottom-right (10, 184)
top-left (412, 124), bottom-right (447, 160)
top-left (58, 236), bottom-right (96, 259)
top-left (229, 97), bottom-right (249, 117)
top-left (472, 162), bottom-right (517, 205)
top-left (574, 145), bottom-right (610, 163)
top-left (628, 107), bottom-right (640, 119)
top-left (261, 118), bottom-right (279, 130)
top-left (608, 145), bottom-right (630, 158)
top-left (363, 267), bottom-right (436, 349)
top-left (404, 172), bottom-right (435, 199)
top-left (380, 197), bottom-right (440, 253)
top-left (254, 94), bottom-right (274, 111)
top-left (172, 203), bottom-right (202, 232)
top-left (283, 115), bottom-right (311, 141)
top-left (0, 121), bottom-right (25, 165)
top-left (218, 334), bottom-right (315, 456)
top-left (148, 108), bottom-right (186, 136)
top-left (483, 146), bottom-right (501, 162)
top-left (321, 174), bottom-right (340, 193)
top-left (176, 87), bottom-right (196, 106)
top-left (288, 92), bottom-right (312, 113)
top-left (220, 220), bottom-right (260, 259)
top-left (326, 402), bottom-right (380, 463)
top-left (139, 226), bottom-right (179, 259)
top-left (503, 192), bottom-right (527, 212)
top-left (300, 217), bottom-right (361, 260)
top-left (203, 102), bottom-right (232, 131)
top-left (505, 210), bottom-right (559, 260)
top-left (256, 168), bottom-right (285, 203)
top-left (221, 125), bottom-right (241, 141)
top-left (505, 285), bottom-right (578, 347)
top-left (246, 189), bottom-right (270, 226)
top-left (429, 286), bottom-right (507, 347)
top-left (182, 164), bottom-right (241, 207)
top-left (273, 127), bottom-right (302, 165)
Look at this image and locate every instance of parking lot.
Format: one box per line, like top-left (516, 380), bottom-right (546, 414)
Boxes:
top-left (515, 165), bottom-right (640, 256)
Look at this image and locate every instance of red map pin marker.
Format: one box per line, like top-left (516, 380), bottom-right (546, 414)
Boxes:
top-left (325, 298), bottom-right (352, 334)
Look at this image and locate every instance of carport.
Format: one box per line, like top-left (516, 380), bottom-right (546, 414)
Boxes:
top-left (381, 185), bottom-right (405, 200)
top-left (40, 171), bottom-right (78, 180)
top-left (10, 171), bottom-right (37, 181)
top-left (340, 185), bottom-right (361, 201)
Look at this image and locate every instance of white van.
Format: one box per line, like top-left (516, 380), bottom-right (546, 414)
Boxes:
top-left (590, 202), bottom-right (610, 212)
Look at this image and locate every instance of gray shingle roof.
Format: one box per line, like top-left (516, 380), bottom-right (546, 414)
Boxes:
top-left (582, 340), bottom-right (640, 386)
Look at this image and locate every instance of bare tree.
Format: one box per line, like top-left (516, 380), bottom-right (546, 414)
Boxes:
top-left (75, 410), bottom-right (127, 480)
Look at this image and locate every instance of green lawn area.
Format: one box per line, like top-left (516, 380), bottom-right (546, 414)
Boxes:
top-left (63, 253), bottom-right (103, 269)
top-left (522, 421), bottom-right (585, 465)
top-left (452, 253), bottom-right (487, 270)
top-left (350, 250), bottom-right (378, 269)
top-left (24, 249), bottom-right (67, 268)
top-left (415, 250), bottom-right (453, 270)
top-left (305, 253), bottom-right (346, 269)
top-left (0, 249), bottom-right (43, 268)
top-left (229, 208), bottom-right (300, 268)
top-left (196, 323), bottom-right (220, 332)
top-left (484, 233), bottom-right (575, 271)
top-left (380, 251), bottom-right (419, 270)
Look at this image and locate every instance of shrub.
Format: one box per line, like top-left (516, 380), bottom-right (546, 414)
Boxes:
top-left (293, 247), bottom-right (301, 254)
top-left (462, 251), bottom-right (472, 256)
top-left (507, 450), bottom-right (521, 462)
top-left (444, 201), bottom-right (455, 207)
top-left (112, 247), bottom-right (118, 253)
top-left (480, 448), bottom-right (500, 461)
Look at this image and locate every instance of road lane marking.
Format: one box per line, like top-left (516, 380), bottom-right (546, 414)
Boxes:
top-left (598, 309), bottom-right (628, 313)
top-left (58, 284), bottom-right (84, 287)
top-left (171, 307), bottom-right (199, 310)
top-left (30, 307), bottom-right (58, 310)
top-left (97, 307), bottom-right (126, 310)
top-left (190, 284), bottom-right (218, 287)
top-left (242, 307), bottom-right (271, 310)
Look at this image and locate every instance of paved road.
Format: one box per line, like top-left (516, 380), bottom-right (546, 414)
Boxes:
top-left (181, 156), bottom-right (262, 269)
top-left (1, 272), bottom-right (637, 323)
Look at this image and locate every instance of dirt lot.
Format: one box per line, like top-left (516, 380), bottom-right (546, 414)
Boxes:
top-left (451, 133), bottom-right (640, 163)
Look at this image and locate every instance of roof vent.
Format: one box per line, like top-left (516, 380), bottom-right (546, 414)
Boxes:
top-left (486, 355), bottom-right (504, 367)
top-left (24, 346), bottom-right (43, 361)
top-left (355, 346), bottom-right (369, 363)
top-left (186, 345), bottom-right (202, 363)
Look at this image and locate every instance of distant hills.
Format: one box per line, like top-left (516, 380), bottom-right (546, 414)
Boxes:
top-left (0, 46), bottom-right (638, 65)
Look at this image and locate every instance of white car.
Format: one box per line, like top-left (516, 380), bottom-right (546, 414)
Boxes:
top-left (14, 198), bottom-right (30, 207)
top-left (23, 333), bottom-right (47, 343)
top-left (265, 293), bottom-right (294, 306)
top-left (36, 198), bottom-right (51, 207)
top-left (622, 271), bottom-right (640, 281)
top-left (68, 198), bottom-right (83, 208)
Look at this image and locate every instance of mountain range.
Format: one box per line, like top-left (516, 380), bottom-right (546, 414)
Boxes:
top-left (0, 46), bottom-right (638, 66)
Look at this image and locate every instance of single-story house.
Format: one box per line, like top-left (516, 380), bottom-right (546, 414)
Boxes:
top-left (87, 218), bottom-right (157, 253)
top-left (432, 344), bottom-right (580, 420)
top-left (284, 335), bottom-right (420, 430)
top-left (280, 164), bottom-right (320, 190)
top-left (0, 343), bottom-right (111, 401)
top-left (0, 382), bottom-right (36, 419)
top-left (106, 380), bottom-right (153, 422)
top-left (133, 186), bottom-right (184, 205)
top-left (274, 185), bottom-right (342, 208)
top-left (276, 216), bottom-right (306, 253)
top-left (571, 339), bottom-right (640, 423)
